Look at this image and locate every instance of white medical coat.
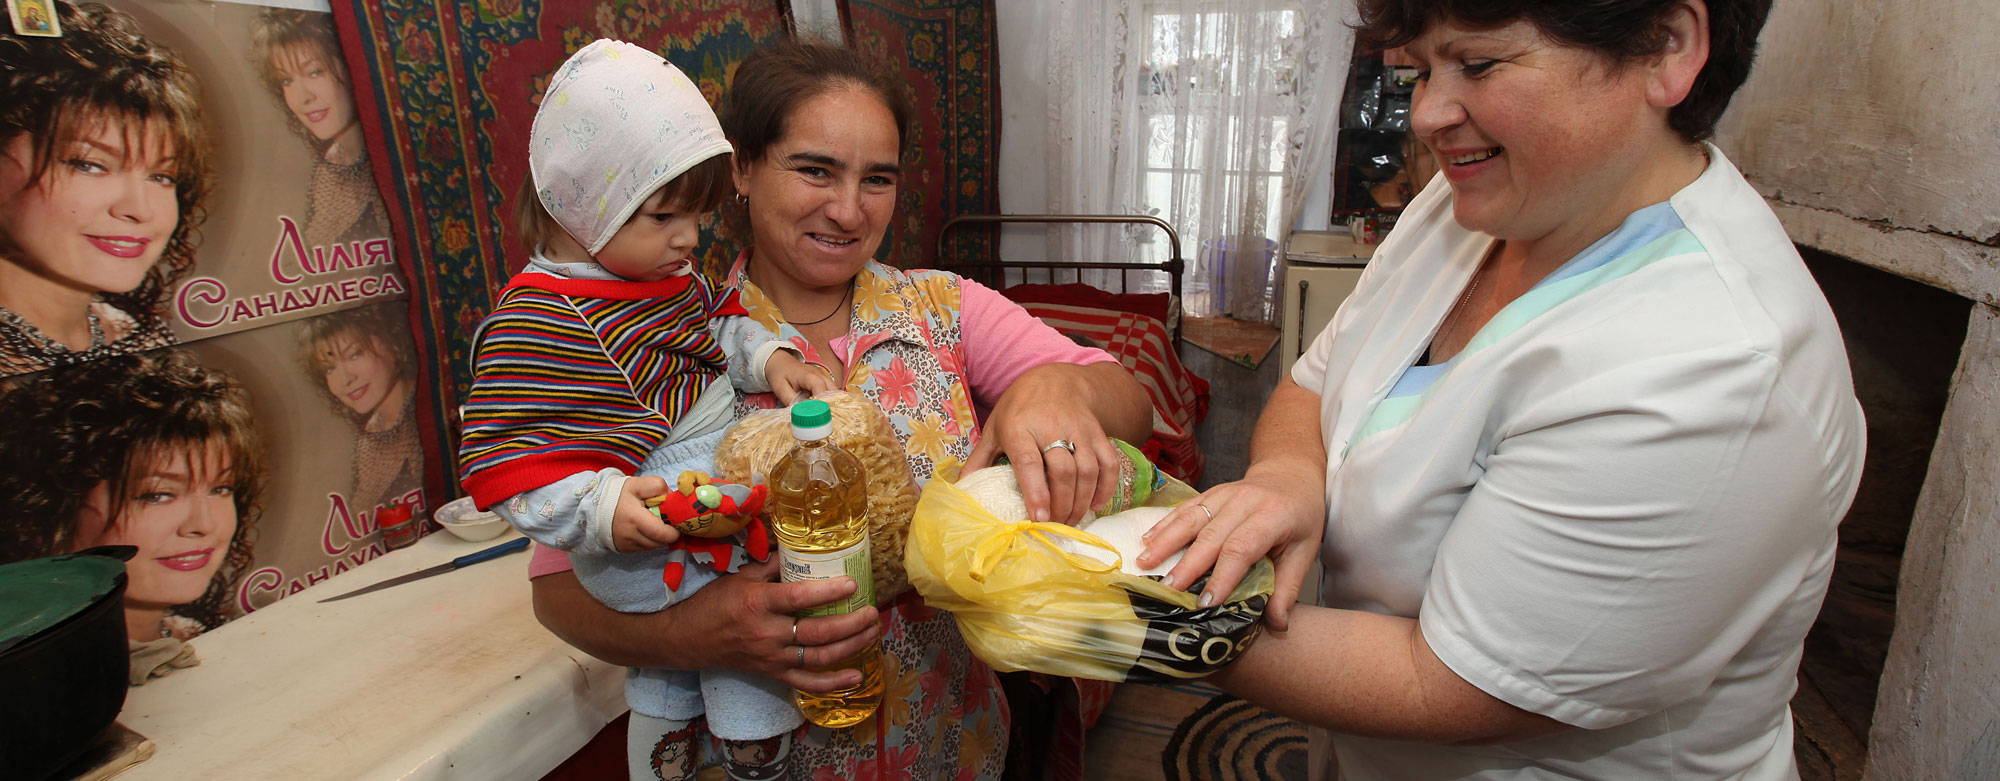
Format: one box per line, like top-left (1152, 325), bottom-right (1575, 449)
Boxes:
top-left (1294, 146), bottom-right (1865, 779)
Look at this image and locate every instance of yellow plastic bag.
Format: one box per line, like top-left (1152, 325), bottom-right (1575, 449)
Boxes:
top-left (905, 474), bottom-right (1273, 683)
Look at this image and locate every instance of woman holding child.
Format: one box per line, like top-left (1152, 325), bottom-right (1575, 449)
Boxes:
top-left (526, 40), bottom-right (1152, 778)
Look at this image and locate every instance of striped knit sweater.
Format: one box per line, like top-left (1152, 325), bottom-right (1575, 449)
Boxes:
top-left (457, 272), bottom-right (748, 508)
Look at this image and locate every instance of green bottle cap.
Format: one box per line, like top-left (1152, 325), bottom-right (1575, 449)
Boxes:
top-left (791, 399), bottom-right (832, 428)
top-left (791, 398), bottom-right (833, 440)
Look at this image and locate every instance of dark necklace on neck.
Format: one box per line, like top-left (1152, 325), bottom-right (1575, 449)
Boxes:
top-left (748, 264), bottom-right (851, 327)
top-left (791, 284), bottom-right (852, 327)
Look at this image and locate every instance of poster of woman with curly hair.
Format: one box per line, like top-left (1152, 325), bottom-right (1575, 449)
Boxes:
top-left (0, 351), bottom-right (263, 682)
top-left (0, 0), bottom-right (208, 376)
top-left (0, 1), bottom-right (436, 662)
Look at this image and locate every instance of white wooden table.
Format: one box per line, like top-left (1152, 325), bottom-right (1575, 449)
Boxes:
top-left (117, 530), bottom-right (625, 780)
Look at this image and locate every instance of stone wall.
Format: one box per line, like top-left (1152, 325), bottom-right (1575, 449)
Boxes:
top-left (1714, 1), bottom-right (2000, 778)
top-left (1865, 307), bottom-right (2000, 780)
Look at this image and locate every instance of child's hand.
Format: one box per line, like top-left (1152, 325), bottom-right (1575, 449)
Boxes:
top-left (611, 475), bottom-right (681, 553)
top-left (768, 350), bottom-right (839, 404)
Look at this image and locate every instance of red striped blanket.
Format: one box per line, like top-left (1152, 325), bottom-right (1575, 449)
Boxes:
top-left (1015, 302), bottom-right (1210, 485)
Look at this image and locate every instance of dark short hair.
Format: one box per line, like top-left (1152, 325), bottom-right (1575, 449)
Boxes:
top-left (719, 38), bottom-right (913, 165)
top-left (512, 153), bottom-right (735, 254)
top-left (0, 350), bottom-right (265, 632)
top-left (1356, 0), bottom-right (1773, 142)
top-left (0, 1), bottom-right (213, 316)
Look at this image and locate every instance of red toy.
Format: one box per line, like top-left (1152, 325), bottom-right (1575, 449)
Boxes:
top-left (646, 471), bottom-right (769, 590)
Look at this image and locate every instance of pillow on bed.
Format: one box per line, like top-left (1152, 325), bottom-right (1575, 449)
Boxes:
top-left (1000, 283), bottom-right (1173, 327)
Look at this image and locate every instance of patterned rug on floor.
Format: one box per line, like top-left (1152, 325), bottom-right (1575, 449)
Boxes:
top-left (1085, 680), bottom-right (1310, 781)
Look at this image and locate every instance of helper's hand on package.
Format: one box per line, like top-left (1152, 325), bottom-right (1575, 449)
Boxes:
top-left (611, 475), bottom-right (681, 553)
top-left (1138, 378), bottom-right (1328, 630)
top-left (1138, 464), bottom-right (1325, 630)
top-left (767, 350), bottom-right (840, 404)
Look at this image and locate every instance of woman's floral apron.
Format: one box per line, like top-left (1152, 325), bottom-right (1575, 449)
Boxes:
top-left (730, 256), bottom-right (1006, 780)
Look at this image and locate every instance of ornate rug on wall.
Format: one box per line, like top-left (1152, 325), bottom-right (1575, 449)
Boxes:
top-left (1086, 680), bottom-right (1311, 781)
top-left (333, 0), bottom-right (793, 449)
top-left (838, 0), bottom-right (1000, 269)
top-left (335, 0), bottom-right (1004, 459)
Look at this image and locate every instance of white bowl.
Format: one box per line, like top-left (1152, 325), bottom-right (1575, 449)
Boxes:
top-left (433, 496), bottom-right (510, 542)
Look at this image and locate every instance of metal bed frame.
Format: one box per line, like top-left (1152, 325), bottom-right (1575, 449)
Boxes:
top-left (935, 213), bottom-right (1187, 344)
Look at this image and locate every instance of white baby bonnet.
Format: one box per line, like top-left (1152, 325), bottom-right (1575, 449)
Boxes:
top-left (528, 39), bottom-right (732, 254)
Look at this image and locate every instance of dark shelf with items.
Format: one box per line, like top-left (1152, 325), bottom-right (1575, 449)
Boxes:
top-left (1331, 53), bottom-right (1434, 238)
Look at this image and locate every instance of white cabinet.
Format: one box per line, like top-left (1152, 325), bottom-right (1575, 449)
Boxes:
top-left (1279, 233), bottom-right (1373, 374)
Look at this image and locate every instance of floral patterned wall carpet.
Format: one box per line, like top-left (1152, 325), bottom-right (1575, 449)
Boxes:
top-left (333, 0), bottom-right (1000, 463)
top-left (839, 0), bottom-right (1000, 270)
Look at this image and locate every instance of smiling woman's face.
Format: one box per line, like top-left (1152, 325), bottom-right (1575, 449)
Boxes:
top-left (1404, 18), bottom-right (1664, 244)
top-left (72, 442), bottom-right (239, 636)
top-left (273, 42), bottom-right (355, 143)
top-left (0, 122), bottom-right (180, 297)
top-left (316, 329), bottom-right (395, 416)
top-left (732, 87), bottom-right (902, 294)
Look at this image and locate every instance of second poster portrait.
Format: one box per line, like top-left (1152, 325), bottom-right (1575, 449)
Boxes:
top-left (0, 0), bottom-right (434, 679)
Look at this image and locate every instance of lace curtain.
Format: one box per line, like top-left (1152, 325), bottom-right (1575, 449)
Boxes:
top-left (1046, 0), bottom-right (1355, 324)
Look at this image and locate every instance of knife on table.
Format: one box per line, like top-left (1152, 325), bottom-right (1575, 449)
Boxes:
top-left (317, 537), bottom-right (531, 603)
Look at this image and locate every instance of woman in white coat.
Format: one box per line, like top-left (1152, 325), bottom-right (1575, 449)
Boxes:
top-left (1140, 1), bottom-right (1864, 778)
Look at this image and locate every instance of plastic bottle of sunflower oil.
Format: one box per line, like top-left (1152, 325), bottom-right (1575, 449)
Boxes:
top-left (769, 398), bottom-right (883, 727)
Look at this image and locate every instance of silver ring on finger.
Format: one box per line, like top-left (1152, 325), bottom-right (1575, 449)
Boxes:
top-left (796, 644), bottom-right (806, 668)
top-left (1043, 438), bottom-right (1076, 454)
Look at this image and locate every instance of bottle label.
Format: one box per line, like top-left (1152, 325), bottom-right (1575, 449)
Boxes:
top-left (780, 540), bottom-right (874, 617)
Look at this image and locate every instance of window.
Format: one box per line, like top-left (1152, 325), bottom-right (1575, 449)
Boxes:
top-left (1133, 5), bottom-right (1304, 311)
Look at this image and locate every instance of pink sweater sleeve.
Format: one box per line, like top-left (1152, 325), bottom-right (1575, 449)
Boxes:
top-left (958, 277), bottom-right (1118, 410)
top-left (527, 541), bottom-right (574, 578)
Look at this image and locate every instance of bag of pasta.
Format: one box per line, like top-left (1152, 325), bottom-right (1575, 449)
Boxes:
top-left (905, 462), bottom-right (1273, 684)
top-left (716, 391), bottom-right (919, 603)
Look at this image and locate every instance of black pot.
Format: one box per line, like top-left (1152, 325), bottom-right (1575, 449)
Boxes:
top-left (0, 546), bottom-right (136, 781)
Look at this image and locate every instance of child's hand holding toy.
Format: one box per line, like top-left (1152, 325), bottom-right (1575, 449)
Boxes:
top-left (645, 471), bottom-right (772, 590)
top-left (611, 475), bottom-right (680, 553)
top-left (648, 470), bottom-right (768, 537)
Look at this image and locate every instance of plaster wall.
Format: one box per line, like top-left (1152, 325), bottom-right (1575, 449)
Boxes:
top-left (1715, 0), bottom-right (2000, 308)
top-left (1716, 0), bottom-right (2000, 247)
top-left (1710, 2), bottom-right (2000, 777)
top-left (1867, 307), bottom-right (2000, 781)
